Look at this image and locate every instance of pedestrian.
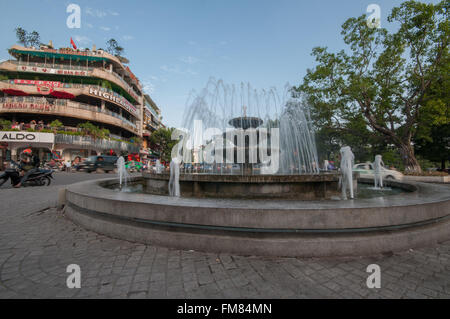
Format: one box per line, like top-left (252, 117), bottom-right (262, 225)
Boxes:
top-left (65, 159), bottom-right (72, 173)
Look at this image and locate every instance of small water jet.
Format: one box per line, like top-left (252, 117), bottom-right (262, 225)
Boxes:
top-left (373, 155), bottom-right (384, 189)
top-left (116, 156), bottom-right (129, 190)
top-left (339, 146), bottom-right (355, 200)
top-left (168, 160), bottom-right (180, 197)
top-left (155, 160), bottom-right (164, 174)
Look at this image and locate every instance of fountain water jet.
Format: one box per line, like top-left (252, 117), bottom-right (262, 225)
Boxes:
top-left (116, 156), bottom-right (129, 190)
top-left (169, 160), bottom-right (180, 197)
top-left (373, 155), bottom-right (384, 189)
top-left (180, 79), bottom-right (320, 175)
top-left (339, 146), bottom-right (355, 200)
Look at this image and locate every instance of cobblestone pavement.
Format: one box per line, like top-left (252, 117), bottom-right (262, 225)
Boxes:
top-left (0, 174), bottom-right (449, 298)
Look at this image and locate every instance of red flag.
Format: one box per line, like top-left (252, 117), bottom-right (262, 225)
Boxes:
top-left (70, 37), bottom-right (77, 50)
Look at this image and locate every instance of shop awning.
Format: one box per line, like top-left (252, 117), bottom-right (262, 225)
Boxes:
top-left (1, 88), bottom-right (29, 96)
top-left (50, 91), bottom-right (76, 99)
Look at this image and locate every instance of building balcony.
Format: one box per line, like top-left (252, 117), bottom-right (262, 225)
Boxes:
top-left (55, 134), bottom-right (139, 153)
top-left (1, 60), bottom-right (141, 102)
top-left (9, 45), bottom-right (142, 91)
top-left (0, 96), bottom-right (139, 135)
top-left (0, 80), bottom-right (140, 119)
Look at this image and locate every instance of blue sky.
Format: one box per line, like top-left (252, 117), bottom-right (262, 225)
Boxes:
top-left (0, 0), bottom-right (440, 127)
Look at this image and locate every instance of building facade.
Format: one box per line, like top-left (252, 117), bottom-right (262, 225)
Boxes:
top-left (140, 94), bottom-right (162, 159)
top-left (0, 43), bottom-right (161, 167)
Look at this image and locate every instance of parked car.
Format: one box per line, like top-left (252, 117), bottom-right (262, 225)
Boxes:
top-left (437, 168), bottom-right (450, 174)
top-left (353, 163), bottom-right (404, 180)
top-left (77, 155), bottom-right (118, 173)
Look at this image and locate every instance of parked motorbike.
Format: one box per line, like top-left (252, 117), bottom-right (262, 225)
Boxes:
top-left (0, 161), bottom-right (54, 187)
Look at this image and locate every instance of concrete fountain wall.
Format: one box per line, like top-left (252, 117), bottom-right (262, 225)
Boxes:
top-left (64, 177), bottom-right (450, 258)
top-left (143, 172), bottom-right (347, 200)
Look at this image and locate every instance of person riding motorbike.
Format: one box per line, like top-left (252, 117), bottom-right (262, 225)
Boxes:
top-left (13, 148), bottom-right (40, 188)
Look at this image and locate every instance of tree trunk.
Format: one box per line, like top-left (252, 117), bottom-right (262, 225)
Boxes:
top-left (398, 142), bottom-right (422, 173)
top-left (442, 159), bottom-right (447, 170)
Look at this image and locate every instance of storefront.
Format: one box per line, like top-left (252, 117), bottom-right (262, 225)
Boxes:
top-left (0, 131), bottom-right (55, 163)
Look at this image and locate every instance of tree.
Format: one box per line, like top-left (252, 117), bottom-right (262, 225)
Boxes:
top-left (295, 1), bottom-right (449, 172)
top-left (415, 47), bottom-right (450, 169)
top-left (149, 127), bottom-right (176, 162)
top-left (27, 31), bottom-right (41, 48)
top-left (15, 27), bottom-right (41, 47)
top-left (15, 27), bottom-right (28, 46)
top-left (106, 39), bottom-right (124, 57)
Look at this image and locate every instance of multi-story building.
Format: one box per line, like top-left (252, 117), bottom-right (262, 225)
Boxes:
top-left (140, 94), bottom-right (162, 159)
top-left (0, 42), bottom-right (152, 165)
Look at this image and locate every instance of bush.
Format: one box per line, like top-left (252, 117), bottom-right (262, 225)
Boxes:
top-left (0, 118), bottom-right (11, 130)
top-left (49, 120), bottom-right (63, 129)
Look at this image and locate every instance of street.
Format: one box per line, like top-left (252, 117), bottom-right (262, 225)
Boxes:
top-left (0, 172), bottom-right (449, 298)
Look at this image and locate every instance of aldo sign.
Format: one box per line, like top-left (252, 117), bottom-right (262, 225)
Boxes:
top-left (0, 132), bottom-right (55, 144)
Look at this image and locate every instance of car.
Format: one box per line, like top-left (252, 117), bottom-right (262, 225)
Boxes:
top-left (353, 162), bottom-right (404, 181)
top-left (77, 155), bottom-right (118, 173)
top-left (437, 168), bottom-right (450, 174)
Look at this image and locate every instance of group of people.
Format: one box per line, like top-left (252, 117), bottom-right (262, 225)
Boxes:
top-left (9, 120), bottom-right (49, 131)
top-left (63, 156), bottom-right (83, 172)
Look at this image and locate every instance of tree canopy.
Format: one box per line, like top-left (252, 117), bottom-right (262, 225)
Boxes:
top-left (15, 27), bottom-right (41, 48)
top-left (106, 39), bottom-right (125, 57)
top-left (295, 0), bottom-right (449, 172)
top-left (148, 127), bottom-right (177, 163)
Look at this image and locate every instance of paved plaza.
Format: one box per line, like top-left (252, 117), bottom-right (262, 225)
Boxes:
top-left (0, 173), bottom-right (450, 299)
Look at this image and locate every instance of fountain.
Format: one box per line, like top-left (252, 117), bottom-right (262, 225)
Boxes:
top-left (145, 80), bottom-right (340, 200)
top-left (64, 79), bottom-right (450, 258)
top-left (373, 155), bottom-right (384, 189)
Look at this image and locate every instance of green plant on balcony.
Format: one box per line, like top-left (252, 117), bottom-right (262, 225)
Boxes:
top-left (100, 80), bottom-right (112, 90)
top-left (77, 122), bottom-right (110, 140)
top-left (129, 136), bottom-right (142, 146)
top-left (0, 118), bottom-right (11, 130)
top-left (49, 120), bottom-right (63, 131)
top-left (99, 128), bottom-right (110, 139)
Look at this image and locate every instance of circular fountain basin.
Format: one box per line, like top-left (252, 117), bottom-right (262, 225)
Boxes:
top-left (143, 172), bottom-right (348, 200)
top-left (64, 178), bottom-right (450, 257)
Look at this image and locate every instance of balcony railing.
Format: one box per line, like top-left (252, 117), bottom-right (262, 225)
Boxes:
top-left (55, 134), bottom-right (139, 153)
top-left (0, 96), bottom-right (138, 132)
top-left (70, 84), bottom-right (138, 110)
top-left (5, 60), bottom-right (141, 101)
top-left (1, 80), bottom-right (140, 116)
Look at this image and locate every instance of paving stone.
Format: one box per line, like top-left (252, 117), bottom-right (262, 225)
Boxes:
top-left (1, 178), bottom-right (450, 298)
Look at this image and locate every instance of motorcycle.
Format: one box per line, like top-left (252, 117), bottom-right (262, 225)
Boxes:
top-left (0, 161), bottom-right (54, 187)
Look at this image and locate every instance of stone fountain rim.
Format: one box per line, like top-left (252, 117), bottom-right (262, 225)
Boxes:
top-left (64, 177), bottom-right (450, 257)
top-left (64, 177), bottom-right (450, 211)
